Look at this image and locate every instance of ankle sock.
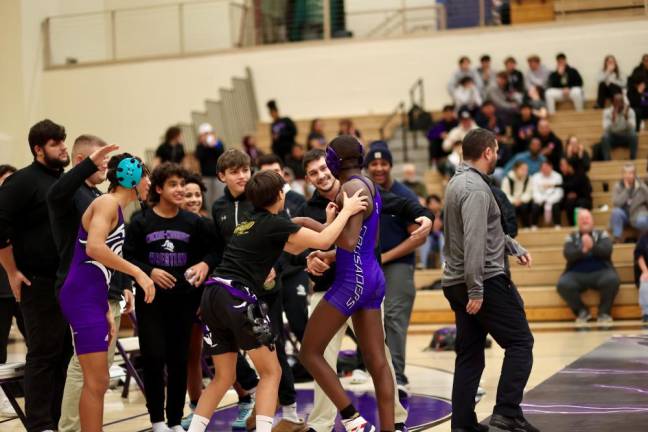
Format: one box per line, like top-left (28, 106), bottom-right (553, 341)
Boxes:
top-left (340, 404), bottom-right (359, 420)
top-left (282, 402), bottom-right (299, 422)
top-left (256, 414), bottom-right (273, 432)
top-left (187, 414), bottom-right (210, 432)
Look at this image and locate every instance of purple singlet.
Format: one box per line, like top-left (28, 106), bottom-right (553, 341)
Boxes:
top-left (324, 176), bottom-right (385, 317)
top-left (59, 208), bottom-right (125, 355)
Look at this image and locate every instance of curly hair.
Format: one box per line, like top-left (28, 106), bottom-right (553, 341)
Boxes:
top-left (148, 162), bottom-right (187, 204)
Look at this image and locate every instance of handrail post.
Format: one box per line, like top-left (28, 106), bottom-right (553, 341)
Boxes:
top-left (178, 3), bottom-right (185, 54)
top-left (43, 18), bottom-right (52, 69)
top-left (401, 102), bottom-right (408, 162)
top-left (479, 0), bottom-right (485, 26)
top-left (110, 10), bottom-right (117, 60)
top-left (323, 0), bottom-right (331, 40)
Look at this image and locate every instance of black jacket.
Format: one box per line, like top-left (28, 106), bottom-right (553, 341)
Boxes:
top-left (562, 174), bottom-right (592, 206)
top-left (0, 161), bottom-right (63, 277)
top-left (195, 140), bottom-right (225, 177)
top-left (534, 131), bottom-right (563, 171)
top-left (507, 69), bottom-right (525, 94)
top-left (548, 66), bottom-right (583, 88)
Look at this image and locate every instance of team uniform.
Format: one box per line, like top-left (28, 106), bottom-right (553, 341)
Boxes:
top-left (201, 210), bottom-right (301, 354)
top-left (59, 208), bottom-right (125, 355)
top-left (324, 176), bottom-right (385, 316)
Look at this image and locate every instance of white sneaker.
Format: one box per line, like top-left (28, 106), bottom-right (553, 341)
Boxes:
top-left (0, 390), bottom-right (16, 418)
top-left (350, 369), bottom-right (369, 384)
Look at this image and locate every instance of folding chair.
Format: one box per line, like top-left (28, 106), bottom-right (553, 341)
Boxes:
top-left (0, 362), bottom-right (27, 427)
top-left (116, 312), bottom-right (145, 399)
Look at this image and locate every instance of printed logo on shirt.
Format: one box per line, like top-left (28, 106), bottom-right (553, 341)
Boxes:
top-left (162, 239), bottom-right (175, 252)
top-left (233, 221), bottom-right (255, 236)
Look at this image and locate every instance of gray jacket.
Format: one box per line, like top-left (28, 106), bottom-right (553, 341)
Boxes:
top-left (442, 163), bottom-right (526, 299)
top-left (612, 178), bottom-right (648, 225)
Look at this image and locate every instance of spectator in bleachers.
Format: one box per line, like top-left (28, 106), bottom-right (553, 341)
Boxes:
top-left (477, 100), bottom-right (512, 179)
top-left (401, 163), bottom-right (428, 204)
top-left (504, 56), bottom-right (525, 102)
top-left (632, 231), bottom-right (648, 323)
top-left (504, 136), bottom-right (546, 177)
top-left (154, 125), bottom-right (185, 166)
top-left (195, 122), bottom-right (225, 207)
top-left (601, 93), bottom-right (637, 160)
top-left (560, 158), bottom-right (592, 226)
top-left (502, 161), bottom-right (533, 228)
top-left (443, 108), bottom-right (477, 155)
top-left (534, 118), bottom-right (563, 171)
top-left (447, 56), bottom-right (483, 97)
top-left (512, 103), bottom-right (538, 154)
top-left (565, 135), bottom-right (591, 173)
top-left (627, 78), bottom-right (648, 133)
top-left (267, 99), bottom-right (297, 162)
top-left (628, 54), bottom-right (648, 89)
top-left (477, 54), bottom-right (496, 92)
top-left (596, 55), bottom-right (626, 109)
top-left (525, 54), bottom-right (550, 97)
top-left (452, 76), bottom-right (482, 116)
top-left (545, 53), bottom-right (584, 114)
top-left (307, 118), bottom-right (326, 150)
top-left (557, 209), bottom-right (619, 326)
top-left (610, 163), bottom-right (648, 242)
top-left (525, 84), bottom-right (548, 119)
top-left (426, 105), bottom-right (457, 167)
top-left (242, 134), bottom-right (262, 166)
top-left (531, 160), bottom-right (563, 228)
top-left (285, 143), bottom-right (306, 180)
top-left (442, 141), bottom-right (463, 178)
top-left (338, 118), bottom-right (362, 140)
top-left (418, 195), bottom-right (444, 269)
top-left (487, 71), bottom-right (519, 126)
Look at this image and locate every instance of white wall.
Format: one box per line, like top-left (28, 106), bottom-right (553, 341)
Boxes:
top-left (7, 17), bottom-right (648, 167)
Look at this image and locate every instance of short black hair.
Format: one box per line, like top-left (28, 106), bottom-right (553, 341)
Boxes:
top-left (480, 54), bottom-right (491, 62)
top-left (106, 153), bottom-right (142, 192)
top-left (442, 104), bottom-right (455, 112)
top-left (246, 170), bottom-right (285, 209)
top-left (28, 119), bottom-right (66, 156)
top-left (458, 56), bottom-right (470, 64)
top-left (426, 194), bottom-right (442, 205)
top-left (303, 149), bottom-right (326, 172)
top-left (0, 164), bottom-right (17, 179)
top-left (164, 126), bottom-right (182, 144)
top-left (481, 100), bottom-right (495, 108)
top-left (257, 153), bottom-right (284, 169)
top-left (556, 53), bottom-right (567, 61)
top-left (184, 171), bottom-right (207, 194)
top-left (217, 149), bottom-right (250, 174)
top-left (148, 162), bottom-right (187, 204)
top-left (462, 128), bottom-right (497, 161)
top-left (266, 99), bottom-right (278, 112)
top-left (459, 76), bottom-right (474, 85)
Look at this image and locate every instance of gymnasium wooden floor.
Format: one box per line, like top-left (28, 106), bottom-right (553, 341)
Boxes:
top-left (3, 320), bottom-right (647, 431)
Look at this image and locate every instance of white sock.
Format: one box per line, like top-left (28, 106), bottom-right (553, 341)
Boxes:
top-left (282, 402), bottom-right (299, 422)
top-left (151, 422), bottom-right (171, 432)
top-left (187, 414), bottom-right (210, 432)
top-left (256, 414), bottom-right (274, 432)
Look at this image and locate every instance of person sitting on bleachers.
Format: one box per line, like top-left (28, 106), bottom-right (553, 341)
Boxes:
top-left (503, 136), bottom-right (546, 177)
top-left (452, 76), bottom-right (482, 117)
top-left (557, 209), bottom-right (619, 326)
top-left (338, 118), bottom-right (362, 139)
top-left (530, 160), bottom-right (563, 229)
top-left (632, 231), bottom-right (648, 324)
top-left (418, 195), bottom-right (444, 269)
top-left (487, 71), bottom-right (519, 126)
top-left (534, 118), bottom-right (563, 171)
top-left (442, 108), bottom-right (477, 155)
top-left (512, 103), bottom-right (538, 154)
top-left (447, 56), bottom-right (483, 97)
top-left (601, 93), bottom-right (638, 160)
top-left (401, 163), bottom-right (428, 205)
top-left (628, 54), bottom-right (648, 90)
top-left (545, 53), bottom-right (584, 114)
top-left (610, 163), bottom-right (648, 242)
top-left (627, 78), bottom-right (648, 133)
top-left (502, 161), bottom-right (533, 228)
top-left (477, 54), bottom-right (496, 93)
top-left (596, 55), bottom-right (626, 109)
top-left (525, 54), bottom-right (550, 98)
top-left (426, 105), bottom-right (457, 167)
top-left (564, 135), bottom-right (591, 173)
top-left (560, 158), bottom-right (592, 227)
top-left (504, 56), bottom-right (525, 103)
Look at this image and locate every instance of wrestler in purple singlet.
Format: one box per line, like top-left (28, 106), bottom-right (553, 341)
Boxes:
top-left (59, 208), bottom-right (125, 355)
top-left (324, 175), bottom-right (385, 316)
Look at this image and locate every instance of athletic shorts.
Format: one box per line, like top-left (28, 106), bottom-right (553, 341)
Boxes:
top-left (324, 272), bottom-right (386, 317)
top-left (200, 284), bottom-right (263, 356)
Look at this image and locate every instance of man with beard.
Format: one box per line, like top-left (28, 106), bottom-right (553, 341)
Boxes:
top-left (0, 119), bottom-right (72, 432)
top-left (442, 128), bottom-right (537, 432)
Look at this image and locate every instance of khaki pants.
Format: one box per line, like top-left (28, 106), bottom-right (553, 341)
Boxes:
top-left (58, 300), bottom-right (122, 432)
top-left (307, 292), bottom-right (408, 432)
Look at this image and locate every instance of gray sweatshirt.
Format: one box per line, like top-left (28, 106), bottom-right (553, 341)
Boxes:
top-left (442, 163), bottom-right (526, 298)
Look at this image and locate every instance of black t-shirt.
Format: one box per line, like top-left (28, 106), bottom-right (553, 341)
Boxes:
top-left (215, 209), bottom-right (300, 294)
top-left (155, 142), bottom-right (185, 164)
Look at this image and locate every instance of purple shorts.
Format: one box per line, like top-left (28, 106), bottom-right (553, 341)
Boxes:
top-left (324, 272), bottom-right (385, 317)
top-left (70, 321), bottom-right (110, 356)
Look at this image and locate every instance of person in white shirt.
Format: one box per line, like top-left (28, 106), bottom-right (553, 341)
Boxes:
top-left (453, 77), bottom-right (482, 115)
top-left (530, 160), bottom-right (563, 228)
top-left (597, 55), bottom-right (626, 109)
top-left (442, 109), bottom-right (478, 154)
top-left (502, 161), bottom-right (533, 228)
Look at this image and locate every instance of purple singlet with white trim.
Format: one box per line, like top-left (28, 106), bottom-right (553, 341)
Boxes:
top-left (59, 208), bottom-right (125, 355)
top-left (324, 176), bottom-right (385, 316)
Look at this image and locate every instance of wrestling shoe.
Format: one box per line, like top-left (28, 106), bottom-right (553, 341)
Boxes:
top-left (231, 401), bottom-right (255, 430)
top-left (180, 402), bottom-right (196, 430)
top-left (395, 422), bottom-right (408, 432)
top-left (342, 416), bottom-right (376, 432)
top-left (272, 418), bottom-right (309, 432)
top-left (350, 369), bottom-right (369, 385)
top-left (489, 414), bottom-right (539, 432)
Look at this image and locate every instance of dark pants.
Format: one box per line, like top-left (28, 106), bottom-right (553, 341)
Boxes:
top-left (563, 197), bottom-right (592, 226)
top-left (136, 289), bottom-right (195, 425)
top-left (557, 269), bottom-right (620, 316)
top-left (597, 82), bottom-right (622, 108)
top-left (236, 353), bottom-right (259, 392)
top-left (514, 203), bottom-right (532, 228)
top-left (281, 271), bottom-right (309, 342)
top-left (0, 296), bottom-right (26, 363)
top-left (531, 202), bottom-right (561, 226)
top-left (601, 131), bottom-right (638, 160)
top-left (263, 289), bottom-right (296, 406)
top-left (20, 276), bottom-right (73, 432)
top-left (443, 275), bottom-right (534, 429)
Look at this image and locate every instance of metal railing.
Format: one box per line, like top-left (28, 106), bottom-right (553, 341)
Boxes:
top-left (409, 78), bottom-right (424, 150)
top-left (380, 101), bottom-right (408, 161)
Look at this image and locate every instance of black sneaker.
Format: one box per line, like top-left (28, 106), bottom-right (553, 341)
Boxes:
top-left (490, 414), bottom-right (539, 432)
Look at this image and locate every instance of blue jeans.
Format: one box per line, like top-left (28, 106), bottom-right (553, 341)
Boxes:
top-left (640, 282), bottom-right (648, 316)
top-left (610, 207), bottom-right (648, 238)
